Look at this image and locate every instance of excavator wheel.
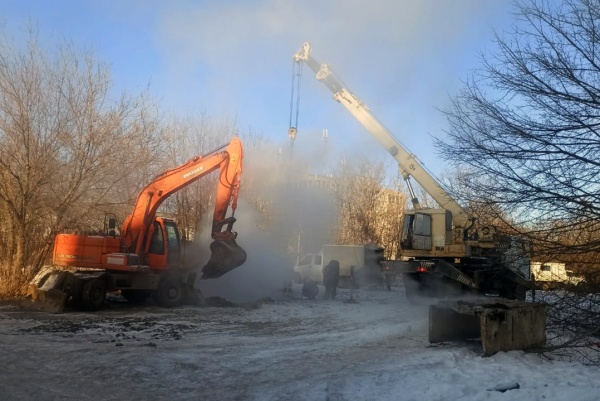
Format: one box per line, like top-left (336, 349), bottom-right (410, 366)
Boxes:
top-left (152, 277), bottom-right (186, 308)
top-left (81, 278), bottom-right (108, 311)
top-left (202, 239), bottom-right (247, 279)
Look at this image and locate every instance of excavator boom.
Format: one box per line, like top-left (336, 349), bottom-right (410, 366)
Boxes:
top-left (120, 136), bottom-right (246, 278)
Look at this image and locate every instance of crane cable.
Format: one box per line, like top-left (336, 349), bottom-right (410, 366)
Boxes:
top-left (288, 60), bottom-right (303, 143)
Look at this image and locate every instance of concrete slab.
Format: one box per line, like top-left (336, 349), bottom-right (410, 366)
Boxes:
top-left (429, 298), bottom-right (547, 355)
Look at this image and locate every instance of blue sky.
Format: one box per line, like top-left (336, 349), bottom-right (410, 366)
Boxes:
top-left (1, 0), bottom-right (516, 178)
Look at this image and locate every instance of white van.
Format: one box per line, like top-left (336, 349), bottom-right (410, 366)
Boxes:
top-left (530, 262), bottom-right (583, 290)
top-left (292, 244), bottom-right (384, 287)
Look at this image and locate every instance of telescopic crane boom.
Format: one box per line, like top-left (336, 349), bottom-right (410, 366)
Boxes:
top-left (293, 42), bottom-right (468, 229)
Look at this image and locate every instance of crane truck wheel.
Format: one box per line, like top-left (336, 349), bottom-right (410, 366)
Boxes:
top-left (152, 277), bottom-right (185, 308)
top-left (81, 278), bottom-right (108, 311)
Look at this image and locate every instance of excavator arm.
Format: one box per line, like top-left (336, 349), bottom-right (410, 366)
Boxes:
top-left (120, 136), bottom-right (245, 278)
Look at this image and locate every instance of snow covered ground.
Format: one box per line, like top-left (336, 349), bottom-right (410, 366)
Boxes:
top-left (1, 284), bottom-right (599, 401)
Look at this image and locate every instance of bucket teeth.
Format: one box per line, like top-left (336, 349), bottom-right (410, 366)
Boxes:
top-left (202, 239), bottom-right (247, 279)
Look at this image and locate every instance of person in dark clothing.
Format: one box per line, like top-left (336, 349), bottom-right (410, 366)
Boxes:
top-left (322, 259), bottom-right (341, 299)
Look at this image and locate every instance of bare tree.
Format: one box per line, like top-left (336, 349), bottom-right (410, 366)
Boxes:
top-left (441, 0), bottom-right (600, 248)
top-left (376, 183), bottom-right (406, 260)
top-left (0, 26), bottom-right (162, 295)
top-left (439, 0), bottom-right (600, 363)
top-left (333, 158), bottom-right (404, 258)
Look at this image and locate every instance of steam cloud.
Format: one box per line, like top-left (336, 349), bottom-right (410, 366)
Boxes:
top-left (196, 134), bottom-right (338, 302)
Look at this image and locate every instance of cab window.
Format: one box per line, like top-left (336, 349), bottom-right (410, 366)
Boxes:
top-left (148, 222), bottom-right (164, 254)
top-left (164, 221), bottom-right (181, 264)
top-left (414, 213), bottom-right (432, 236)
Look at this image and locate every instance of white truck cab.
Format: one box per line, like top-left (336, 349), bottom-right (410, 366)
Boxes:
top-left (293, 253), bottom-right (323, 283)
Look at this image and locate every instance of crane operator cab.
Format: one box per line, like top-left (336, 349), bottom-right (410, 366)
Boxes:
top-left (401, 210), bottom-right (453, 251)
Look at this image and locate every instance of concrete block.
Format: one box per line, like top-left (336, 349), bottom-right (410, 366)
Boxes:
top-left (429, 298), bottom-right (547, 355)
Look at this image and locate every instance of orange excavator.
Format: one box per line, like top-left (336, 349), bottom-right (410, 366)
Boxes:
top-left (25, 137), bottom-right (246, 313)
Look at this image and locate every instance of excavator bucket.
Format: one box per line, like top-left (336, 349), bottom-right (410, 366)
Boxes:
top-left (22, 267), bottom-right (71, 313)
top-left (202, 239), bottom-right (247, 279)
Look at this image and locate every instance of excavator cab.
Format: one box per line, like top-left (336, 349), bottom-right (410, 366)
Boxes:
top-left (146, 219), bottom-right (181, 269)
